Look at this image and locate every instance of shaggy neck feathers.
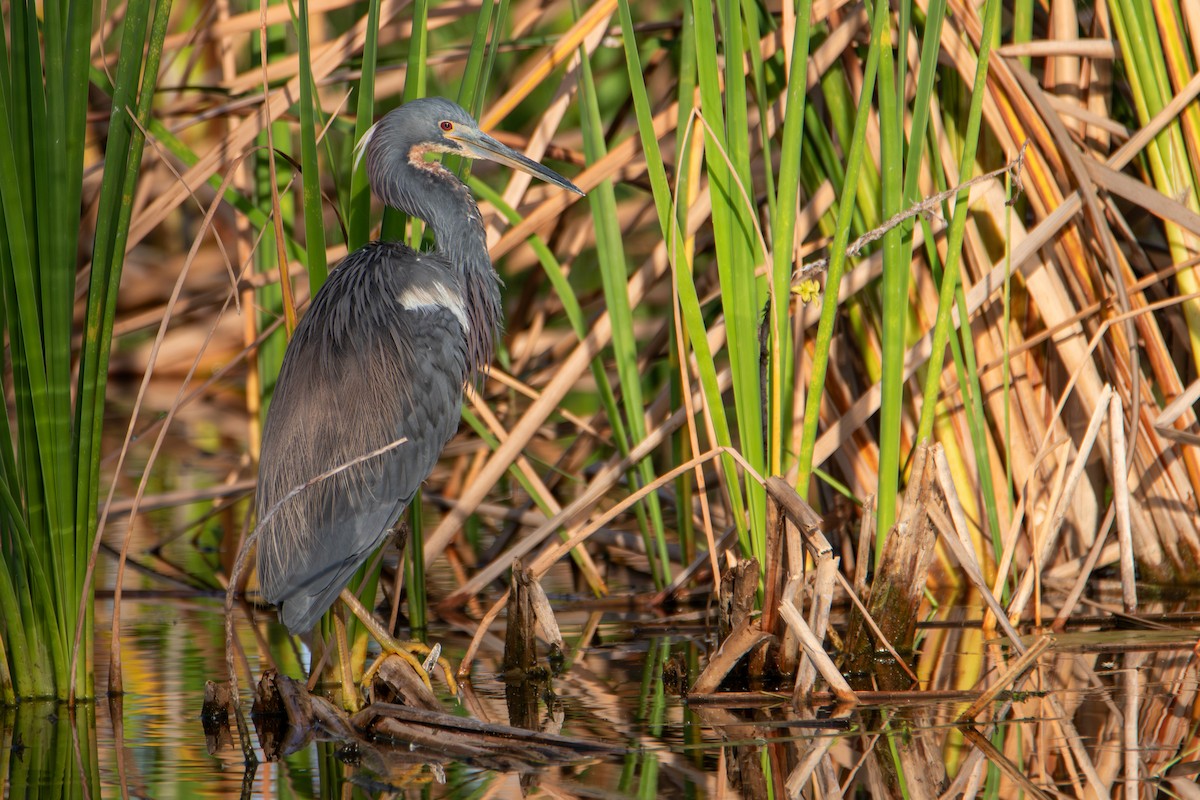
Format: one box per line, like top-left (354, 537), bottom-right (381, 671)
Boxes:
top-left (367, 142), bottom-right (502, 378)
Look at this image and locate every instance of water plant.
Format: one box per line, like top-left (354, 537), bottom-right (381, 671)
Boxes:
top-left (0, 0), bottom-right (172, 703)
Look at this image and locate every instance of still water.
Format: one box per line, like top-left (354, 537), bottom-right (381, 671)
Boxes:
top-left (5, 586), bottom-right (1198, 798)
top-left (4, 592), bottom-right (732, 797)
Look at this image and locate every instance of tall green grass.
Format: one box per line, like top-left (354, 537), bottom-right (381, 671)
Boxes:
top-left (0, 0), bottom-right (171, 702)
top-left (642, 0), bottom-right (1002, 570)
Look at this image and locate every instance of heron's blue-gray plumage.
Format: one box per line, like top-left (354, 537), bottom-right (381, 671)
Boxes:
top-left (256, 243), bottom-right (476, 633)
top-left (254, 96), bottom-right (580, 634)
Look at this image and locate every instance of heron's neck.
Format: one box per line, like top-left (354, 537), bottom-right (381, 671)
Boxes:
top-left (377, 161), bottom-right (502, 373)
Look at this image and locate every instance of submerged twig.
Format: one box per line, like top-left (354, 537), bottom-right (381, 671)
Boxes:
top-left (955, 636), bottom-right (1053, 724)
top-left (959, 726), bottom-right (1054, 800)
top-left (223, 525), bottom-right (260, 767)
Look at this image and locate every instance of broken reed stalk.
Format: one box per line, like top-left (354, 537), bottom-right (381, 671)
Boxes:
top-left (692, 560), bottom-right (763, 694)
top-left (778, 584), bottom-right (857, 704)
top-left (503, 560), bottom-right (538, 678)
top-left (762, 477), bottom-right (855, 701)
top-left (691, 477), bottom-right (859, 702)
top-left (843, 443), bottom-right (941, 687)
top-left (758, 496), bottom-right (789, 671)
top-left (502, 559), bottom-right (564, 685)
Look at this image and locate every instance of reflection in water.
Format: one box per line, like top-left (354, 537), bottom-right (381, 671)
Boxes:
top-left (0, 703), bottom-right (101, 799)
top-left (4, 592), bottom-right (1200, 796)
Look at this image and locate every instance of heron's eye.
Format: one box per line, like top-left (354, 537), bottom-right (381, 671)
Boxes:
top-left (440, 120), bottom-right (454, 132)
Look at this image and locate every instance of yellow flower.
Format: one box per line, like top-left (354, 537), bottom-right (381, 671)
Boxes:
top-left (793, 278), bottom-right (821, 305)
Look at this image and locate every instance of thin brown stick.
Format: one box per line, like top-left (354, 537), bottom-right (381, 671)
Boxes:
top-left (956, 636), bottom-right (1053, 724)
top-left (794, 142), bottom-right (1028, 282)
top-left (1050, 503), bottom-right (1115, 632)
top-left (464, 386), bottom-right (607, 595)
top-left (1110, 394), bottom-right (1136, 612)
top-left (1010, 385), bottom-right (1113, 622)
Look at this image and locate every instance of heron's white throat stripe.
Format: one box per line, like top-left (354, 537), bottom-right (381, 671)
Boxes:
top-left (398, 282), bottom-right (469, 333)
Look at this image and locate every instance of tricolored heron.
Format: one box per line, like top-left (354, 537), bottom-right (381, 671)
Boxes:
top-left (255, 97), bottom-right (583, 636)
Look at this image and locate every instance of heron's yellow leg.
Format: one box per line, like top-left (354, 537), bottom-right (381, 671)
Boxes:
top-left (332, 612), bottom-right (362, 712)
top-left (337, 589), bottom-right (459, 696)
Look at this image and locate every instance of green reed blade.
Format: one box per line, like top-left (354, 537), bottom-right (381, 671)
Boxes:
top-left (576, 8), bottom-right (670, 588)
top-left (458, 0), bottom-right (498, 117)
top-left (616, 0), bottom-right (749, 548)
top-left (769, 0), bottom-right (813, 478)
top-left (694, 0), bottom-right (767, 559)
top-left (875, 0), bottom-right (905, 551)
top-left (296, 0), bottom-right (328, 290)
top-left (348, 0), bottom-right (382, 250)
top-left (915, 0), bottom-right (1002, 445)
top-left (796, 0), bottom-right (888, 495)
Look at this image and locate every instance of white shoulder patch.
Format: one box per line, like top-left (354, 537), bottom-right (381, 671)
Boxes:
top-left (398, 282), bottom-right (469, 333)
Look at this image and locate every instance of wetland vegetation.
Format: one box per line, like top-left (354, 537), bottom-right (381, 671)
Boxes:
top-left (5, 0), bottom-right (1200, 796)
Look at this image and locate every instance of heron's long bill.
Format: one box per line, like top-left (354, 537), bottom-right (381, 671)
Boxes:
top-left (449, 128), bottom-right (585, 196)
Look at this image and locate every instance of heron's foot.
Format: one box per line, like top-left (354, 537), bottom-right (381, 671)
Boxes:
top-left (335, 588), bottom-right (460, 697)
top-left (362, 639), bottom-right (459, 697)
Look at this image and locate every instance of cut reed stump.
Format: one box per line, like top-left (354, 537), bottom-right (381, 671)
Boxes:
top-left (691, 558), bottom-right (772, 694)
top-left (503, 558), bottom-right (564, 680)
top-left (201, 680), bottom-right (235, 754)
top-left (503, 559), bottom-right (565, 730)
top-left (844, 442), bottom-right (942, 690)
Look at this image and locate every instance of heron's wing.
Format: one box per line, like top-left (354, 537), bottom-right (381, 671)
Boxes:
top-left (254, 244), bottom-right (470, 634)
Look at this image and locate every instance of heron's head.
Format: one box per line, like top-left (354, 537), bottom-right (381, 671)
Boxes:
top-left (355, 97), bottom-right (584, 196)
